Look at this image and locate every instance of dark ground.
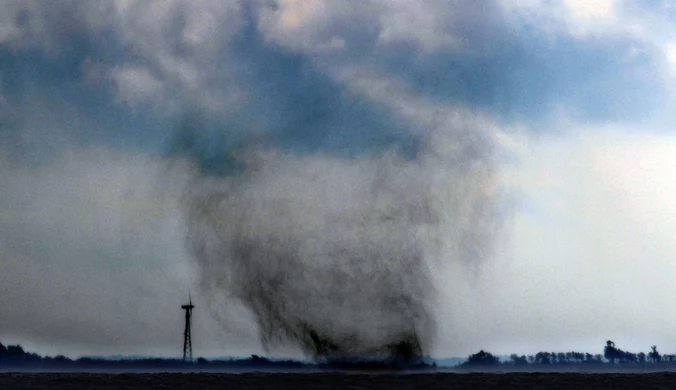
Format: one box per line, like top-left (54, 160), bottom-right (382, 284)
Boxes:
top-left (3, 372), bottom-right (676, 389)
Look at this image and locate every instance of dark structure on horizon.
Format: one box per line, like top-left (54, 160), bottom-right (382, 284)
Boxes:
top-left (181, 292), bottom-right (194, 362)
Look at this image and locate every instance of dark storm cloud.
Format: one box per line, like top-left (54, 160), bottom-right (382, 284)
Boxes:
top-left (275, 0), bottom-right (664, 126)
top-left (0, 1), bottom-right (665, 159)
top-left (373, 32), bottom-right (663, 124)
top-left (170, 9), bottom-right (414, 159)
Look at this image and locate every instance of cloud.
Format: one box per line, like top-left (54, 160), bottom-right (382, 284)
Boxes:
top-left (261, 0), bottom-right (664, 125)
top-left (375, 0), bottom-right (460, 51)
top-left (1, 0), bottom-right (667, 139)
top-left (564, 0), bottom-right (616, 23)
top-left (110, 66), bottom-right (164, 105)
top-left (500, 0), bottom-right (618, 39)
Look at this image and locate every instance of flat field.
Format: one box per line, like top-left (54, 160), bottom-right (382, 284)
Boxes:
top-left (2, 372), bottom-right (676, 389)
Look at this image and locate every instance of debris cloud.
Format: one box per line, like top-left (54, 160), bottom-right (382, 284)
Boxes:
top-left (177, 113), bottom-right (498, 362)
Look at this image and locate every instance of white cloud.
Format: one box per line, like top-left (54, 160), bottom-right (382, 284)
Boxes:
top-left (501, 0), bottom-right (620, 39)
top-left (564, 0), bottom-right (616, 23)
top-left (111, 66), bottom-right (164, 105)
top-left (563, 0), bottom-right (618, 38)
top-left (0, 0), bottom-right (241, 112)
top-left (104, 0), bottom-right (243, 111)
top-left (257, 0), bottom-right (353, 52)
top-left (375, 0), bottom-right (460, 51)
top-left (276, 0), bottom-right (322, 30)
top-left (663, 42), bottom-right (676, 74)
top-left (258, 0), bottom-right (501, 56)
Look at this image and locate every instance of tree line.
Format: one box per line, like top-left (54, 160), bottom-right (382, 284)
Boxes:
top-left (0, 341), bottom-right (429, 370)
top-left (0, 342), bottom-right (308, 370)
top-left (462, 340), bottom-right (675, 367)
top-left (4, 339), bottom-right (675, 370)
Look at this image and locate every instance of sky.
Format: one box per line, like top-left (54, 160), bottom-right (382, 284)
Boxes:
top-left (2, 0), bottom-right (676, 359)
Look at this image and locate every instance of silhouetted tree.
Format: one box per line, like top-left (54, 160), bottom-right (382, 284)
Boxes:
top-left (638, 352), bottom-right (646, 364)
top-left (463, 350), bottom-right (500, 366)
top-left (508, 354), bottom-right (528, 366)
top-left (649, 345), bottom-right (661, 363)
top-left (535, 352), bottom-right (551, 365)
top-left (603, 341), bottom-right (641, 364)
top-left (6, 345), bottom-right (24, 357)
top-left (573, 352), bottom-right (584, 364)
top-left (557, 352), bottom-right (566, 364)
top-left (622, 351), bottom-right (636, 364)
top-left (604, 340), bottom-right (617, 363)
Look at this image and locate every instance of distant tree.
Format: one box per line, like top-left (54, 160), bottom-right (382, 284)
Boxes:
top-left (535, 352), bottom-right (551, 365)
top-left (557, 352), bottom-right (566, 364)
top-left (6, 345), bottom-right (25, 357)
top-left (623, 352), bottom-right (637, 364)
top-left (638, 352), bottom-right (646, 364)
top-left (648, 346), bottom-right (661, 363)
top-left (508, 354), bottom-right (528, 366)
top-left (604, 341), bottom-right (642, 364)
top-left (52, 355), bottom-right (71, 365)
top-left (604, 341), bottom-right (618, 363)
top-left (463, 350), bottom-right (501, 367)
top-left (573, 352), bottom-right (584, 364)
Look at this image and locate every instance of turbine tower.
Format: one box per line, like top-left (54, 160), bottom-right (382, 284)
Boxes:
top-left (181, 291), bottom-right (194, 362)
